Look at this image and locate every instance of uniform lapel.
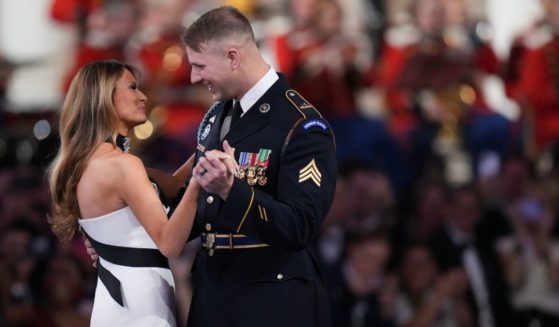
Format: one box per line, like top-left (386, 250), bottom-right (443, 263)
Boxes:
top-left (224, 75), bottom-right (289, 145)
top-left (224, 103), bottom-right (270, 145)
top-left (203, 101), bottom-right (233, 151)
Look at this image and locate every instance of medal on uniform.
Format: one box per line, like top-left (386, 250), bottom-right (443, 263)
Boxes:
top-left (256, 149), bottom-right (271, 186)
top-left (237, 152), bottom-right (249, 179)
top-left (236, 149), bottom-right (271, 186)
top-left (247, 152), bottom-right (258, 185)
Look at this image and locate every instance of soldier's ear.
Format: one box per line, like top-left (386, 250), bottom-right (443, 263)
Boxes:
top-left (227, 48), bottom-right (240, 70)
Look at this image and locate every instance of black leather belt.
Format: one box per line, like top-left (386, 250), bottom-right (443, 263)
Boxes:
top-left (201, 233), bottom-right (269, 256)
top-left (83, 232), bottom-right (169, 306)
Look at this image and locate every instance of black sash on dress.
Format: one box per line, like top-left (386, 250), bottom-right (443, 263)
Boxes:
top-left (83, 232), bottom-right (169, 307)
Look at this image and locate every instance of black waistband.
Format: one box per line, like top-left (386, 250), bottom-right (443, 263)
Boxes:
top-left (84, 232), bottom-right (169, 269)
top-left (83, 232), bottom-right (169, 307)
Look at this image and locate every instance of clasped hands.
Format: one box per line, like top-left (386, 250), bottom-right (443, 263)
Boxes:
top-left (193, 140), bottom-right (238, 200)
top-left (84, 141), bottom-right (238, 267)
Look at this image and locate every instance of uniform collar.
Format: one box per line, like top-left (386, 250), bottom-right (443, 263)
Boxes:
top-left (238, 66), bottom-right (278, 116)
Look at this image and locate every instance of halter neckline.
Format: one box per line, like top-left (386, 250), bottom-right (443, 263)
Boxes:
top-left (106, 134), bottom-right (130, 153)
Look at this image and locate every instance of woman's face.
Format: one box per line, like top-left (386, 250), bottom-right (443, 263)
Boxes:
top-left (348, 239), bottom-right (390, 277)
top-left (401, 246), bottom-right (437, 294)
top-left (113, 69), bottom-right (148, 132)
top-left (416, 0), bottom-right (446, 34)
top-left (316, 2), bottom-right (342, 36)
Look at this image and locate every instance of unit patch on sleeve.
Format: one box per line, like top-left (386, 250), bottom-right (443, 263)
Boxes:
top-left (197, 101), bottom-right (221, 143)
top-left (298, 159), bottom-right (322, 187)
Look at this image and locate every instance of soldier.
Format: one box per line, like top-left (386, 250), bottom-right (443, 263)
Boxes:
top-left (507, 0), bottom-right (559, 155)
top-left (184, 6), bottom-right (337, 327)
top-left (51, 0), bottom-right (139, 92)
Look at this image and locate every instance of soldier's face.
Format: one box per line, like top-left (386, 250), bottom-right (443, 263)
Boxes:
top-left (545, 0), bottom-right (559, 26)
top-left (186, 42), bottom-right (236, 102)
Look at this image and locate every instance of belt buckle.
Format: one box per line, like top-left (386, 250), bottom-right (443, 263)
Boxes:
top-left (204, 232), bottom-right (216, 256)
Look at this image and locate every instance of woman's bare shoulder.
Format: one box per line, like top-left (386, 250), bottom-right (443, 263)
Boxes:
top-left (77, 144), bottom-right (136, 216)
top-left (80, 144), bottom-right (144, 184)
top-left (87, 145), bottom-right (127, 171)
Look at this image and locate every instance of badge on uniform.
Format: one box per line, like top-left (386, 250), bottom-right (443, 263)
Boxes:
top-left (197, 102), bottom-right (221, 144)
top-left (302, 119), bottom-right (327, 131)
top-left (236, 149), bottom-right (271, 186)
top-left (201, 125), bottom-right (211, 140)
top-left (259, 103), bottom-right (270, 113)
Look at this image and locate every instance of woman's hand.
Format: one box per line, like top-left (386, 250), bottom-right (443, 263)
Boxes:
top-left (193, 140), bottom-right (238, 200)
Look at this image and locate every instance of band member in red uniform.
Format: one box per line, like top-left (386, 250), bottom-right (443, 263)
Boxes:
top-left (508, 0), bottom-right (559, 154)
top-left (273, 0), bottom-right (366, 120)
top-left (51, 0), bottom-right (138, 91)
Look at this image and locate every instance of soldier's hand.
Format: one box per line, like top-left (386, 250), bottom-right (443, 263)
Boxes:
top-left (84, 238), bottom-right (99, 268)
top-left (194, 141), bottom-right (236, 200)
top-left (222, 140), bottom-right (238, 174)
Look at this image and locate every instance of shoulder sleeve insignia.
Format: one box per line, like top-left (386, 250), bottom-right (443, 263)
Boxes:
top-left (197, 101), bottom-right (221, 143)
top-left (285, 90), bottom-right (322, 119)
top-left (298, 159), bottom-right (322, 187)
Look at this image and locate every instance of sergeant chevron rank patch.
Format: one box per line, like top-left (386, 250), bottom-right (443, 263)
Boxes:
top-left (299, 159), bottom-right (322, 187)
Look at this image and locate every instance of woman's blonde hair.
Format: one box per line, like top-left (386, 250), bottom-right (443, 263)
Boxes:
top-left (47, 60), bottom-right (139, 242)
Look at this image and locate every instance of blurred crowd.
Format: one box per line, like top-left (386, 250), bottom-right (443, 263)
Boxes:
top-left (2, 0), bottom-right (559, 326)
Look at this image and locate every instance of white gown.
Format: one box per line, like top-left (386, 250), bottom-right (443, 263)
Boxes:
top-left (78, 206), bottom-right (176, 326)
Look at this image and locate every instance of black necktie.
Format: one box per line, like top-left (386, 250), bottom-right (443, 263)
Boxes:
top-left (230, 101), bottom-right (243, 128)
top-left (220, 101), bottom-right (243, 140)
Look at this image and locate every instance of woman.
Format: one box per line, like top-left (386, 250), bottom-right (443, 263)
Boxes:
top-left (47, 60), bottom-right (235, 326)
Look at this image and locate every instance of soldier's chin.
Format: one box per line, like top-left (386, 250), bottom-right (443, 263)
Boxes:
top-left (211, 93), bottom-right (223, 101)
top-left (211, 90), bottom-right (231, 102)
top-left (212, 94), bottom-right (229, 102)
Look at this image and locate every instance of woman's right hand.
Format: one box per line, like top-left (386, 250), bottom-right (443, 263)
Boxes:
top-left (202, 140), bottom-right (238, 175)
top-left (193, 140), bottom-right (238, 200)
top-left (222, 140), bottom-right (238, 174)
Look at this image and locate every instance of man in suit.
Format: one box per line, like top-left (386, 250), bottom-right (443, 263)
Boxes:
top-left (429, 184), bottom-right (512, 327)
top-left (184, 6), bottom-right (337, 327)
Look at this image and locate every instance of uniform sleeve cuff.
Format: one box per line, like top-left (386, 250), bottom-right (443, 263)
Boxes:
top-left (221, 178), bottom-right (255, 232)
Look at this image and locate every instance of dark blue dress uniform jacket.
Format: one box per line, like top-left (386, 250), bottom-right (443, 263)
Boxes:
top-left (186, 75), bottom-right (337, 327)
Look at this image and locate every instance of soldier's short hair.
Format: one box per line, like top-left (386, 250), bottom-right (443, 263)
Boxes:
top-left (182, 6), bottom-right (255, 52)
